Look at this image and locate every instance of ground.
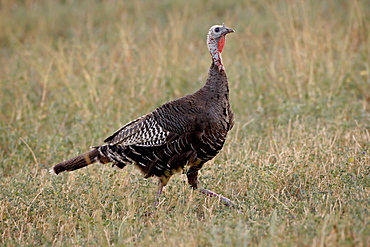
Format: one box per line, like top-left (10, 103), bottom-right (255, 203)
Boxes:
top-left (0, 0), bottom-right (369, 246)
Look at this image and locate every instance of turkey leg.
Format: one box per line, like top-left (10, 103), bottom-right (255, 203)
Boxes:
top-left (187, 167), bottom-right (233, 206)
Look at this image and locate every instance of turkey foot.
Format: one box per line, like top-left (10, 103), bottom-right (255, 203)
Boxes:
top-left (199, 188), bottom-right (233, 206)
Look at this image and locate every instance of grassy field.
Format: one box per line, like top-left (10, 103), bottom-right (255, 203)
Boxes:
top-left (0, 0), bottom-right (369, 246)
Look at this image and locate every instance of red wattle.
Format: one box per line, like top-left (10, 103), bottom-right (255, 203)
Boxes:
top-left (218, 36), bottom-right (226, 53)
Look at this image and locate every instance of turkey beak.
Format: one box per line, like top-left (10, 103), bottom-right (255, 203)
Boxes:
top-left (224, 27), bottom-right (235, 35)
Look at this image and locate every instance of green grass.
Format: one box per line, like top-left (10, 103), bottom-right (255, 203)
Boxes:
top-left (0, 0), bottom-right (369, 246)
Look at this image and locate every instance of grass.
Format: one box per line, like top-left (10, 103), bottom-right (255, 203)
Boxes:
top-left (0, 0), bottom-right (369, 246)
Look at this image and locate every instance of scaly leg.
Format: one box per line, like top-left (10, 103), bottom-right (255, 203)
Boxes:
top-left (154, 176), bottom-right (170, 207)
top-left (187, 167), bottom-right (233, 206)
top-left (153, 180), bottom-right (164, 207)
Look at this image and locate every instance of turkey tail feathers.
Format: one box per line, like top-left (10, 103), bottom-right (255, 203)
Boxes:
top-left (50, 149), bottom-right (101, 175)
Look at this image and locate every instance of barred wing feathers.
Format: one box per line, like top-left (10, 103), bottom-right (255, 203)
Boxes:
top-left (103, 114), bottom-right (170, 147)
top-left (104, 94), bottom-right (205, 148)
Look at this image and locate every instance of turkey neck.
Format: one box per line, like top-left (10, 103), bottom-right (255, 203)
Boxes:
top-left (198, 63), bottom-right (229, 101)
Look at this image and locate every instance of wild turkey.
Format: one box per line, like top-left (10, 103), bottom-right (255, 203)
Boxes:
top-left (51, 24), bottom-right (235, 206)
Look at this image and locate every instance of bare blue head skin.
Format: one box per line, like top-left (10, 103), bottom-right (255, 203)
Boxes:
top-left (207, 24), bottom-right (235, 71)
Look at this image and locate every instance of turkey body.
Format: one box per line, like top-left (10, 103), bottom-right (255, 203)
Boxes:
top-left (100, 64), bottom-right (233, 188)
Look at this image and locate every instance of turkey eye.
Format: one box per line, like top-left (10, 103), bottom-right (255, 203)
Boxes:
top-left (215, 27), bottom-right (220, 32)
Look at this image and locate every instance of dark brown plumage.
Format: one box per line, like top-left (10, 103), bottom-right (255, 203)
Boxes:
top-left (51, 24), bottom-right (235, 206)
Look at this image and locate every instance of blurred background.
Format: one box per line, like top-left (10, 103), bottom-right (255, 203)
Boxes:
top-left (0, 0), bottom-right (369, 246)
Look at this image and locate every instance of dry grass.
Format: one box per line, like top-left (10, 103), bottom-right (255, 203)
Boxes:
top-left (0, 0), bottom-right (369, 246)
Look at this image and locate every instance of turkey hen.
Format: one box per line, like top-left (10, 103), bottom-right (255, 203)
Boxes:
top-left (51, 24), bottom-right (235, 206)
